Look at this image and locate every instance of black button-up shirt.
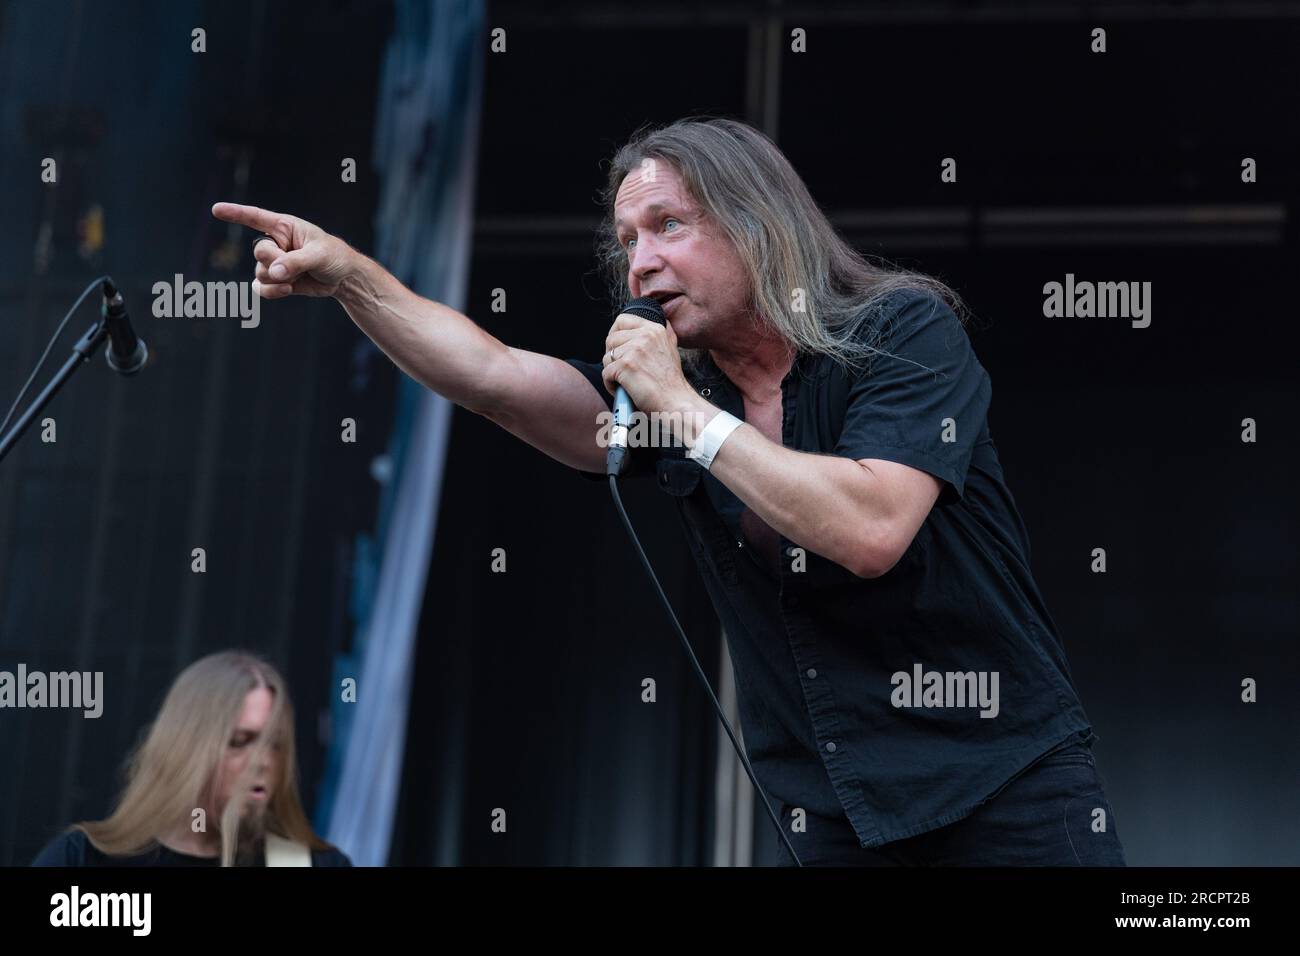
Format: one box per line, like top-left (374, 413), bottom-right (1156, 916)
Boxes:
top-left (567, 289), bottom-right (1094, 848)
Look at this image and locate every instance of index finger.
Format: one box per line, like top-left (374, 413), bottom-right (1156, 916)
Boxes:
top-left (610, 313), bottom-right (662, 332)
top-left (211, 202), bottom-right (291, 237)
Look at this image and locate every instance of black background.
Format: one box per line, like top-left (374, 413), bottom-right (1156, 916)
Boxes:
top-left (1, 0), bottom-right (1296, 866)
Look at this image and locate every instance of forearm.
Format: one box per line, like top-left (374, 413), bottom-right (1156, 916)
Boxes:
top-left (334, 251), bottom-right (508, 414)
top-left (675, 395), bottom-right (893, 577)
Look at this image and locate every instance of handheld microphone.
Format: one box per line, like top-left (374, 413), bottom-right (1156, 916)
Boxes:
top-left (606, 295), bottom-right (665, 477)
top-left (101, 278), bottom-right (148, 375)
top-left (600, 299), bottom-right (805, 863)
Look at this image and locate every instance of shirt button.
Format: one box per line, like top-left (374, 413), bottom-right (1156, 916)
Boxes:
top-left (736, 539), bottom-right (744, 548)
top-left (825, 741), bottom-right (837, 753)
top-left (806, 668), bottom-right (817, 679)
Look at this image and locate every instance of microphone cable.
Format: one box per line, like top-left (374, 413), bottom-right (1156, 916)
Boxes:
top-left (0, 275), bottom-right (109, 435)
top-left (607, 474), bottom-right (803, 867)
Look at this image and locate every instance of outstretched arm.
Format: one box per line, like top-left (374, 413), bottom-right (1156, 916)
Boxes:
top-left (211, 202), bottom-right (609, 473)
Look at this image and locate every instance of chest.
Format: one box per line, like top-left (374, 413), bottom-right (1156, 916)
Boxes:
top-left (743, 395), bottom-right (784, 446)
top-left (736, 395), bottom-right (785, 568)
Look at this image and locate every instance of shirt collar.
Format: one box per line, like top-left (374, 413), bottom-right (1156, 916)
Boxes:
top-left (690, 345), bottom-right (811, 393)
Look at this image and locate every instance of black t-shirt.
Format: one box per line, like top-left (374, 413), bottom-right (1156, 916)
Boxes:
top-left (566, 288), bottom-right (1094, 849)
top-left (31, 828), bottom-right (353, 867)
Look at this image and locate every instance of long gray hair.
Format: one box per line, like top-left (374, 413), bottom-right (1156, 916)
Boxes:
top-left (596, 116), bottom-right (969, 375)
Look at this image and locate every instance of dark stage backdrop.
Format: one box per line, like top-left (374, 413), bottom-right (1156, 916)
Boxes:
top-left (392, 4), bottom-right (1299, 866)
top-left (1, 1), bottom-right (1296, 868)
top-left (0, 0), bottom-right (398, 866)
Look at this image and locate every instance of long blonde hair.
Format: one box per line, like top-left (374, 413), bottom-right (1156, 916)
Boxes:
top-left (75, 651), bottom-right (333, 867)
top-left (597, 116), bottom-right (971, 376)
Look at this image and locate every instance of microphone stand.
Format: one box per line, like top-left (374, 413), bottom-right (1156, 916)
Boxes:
top-left (0, 301), bottom-right (115, 466)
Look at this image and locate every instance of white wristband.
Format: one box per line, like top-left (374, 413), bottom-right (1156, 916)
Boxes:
top-left (686, 410), bottom-right (743, 471)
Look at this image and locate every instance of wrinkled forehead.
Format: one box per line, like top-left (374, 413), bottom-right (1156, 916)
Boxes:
top-left (613, 159), bottom-right (696, 222)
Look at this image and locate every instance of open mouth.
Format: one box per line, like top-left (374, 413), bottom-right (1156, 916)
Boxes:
top-left (651, 292), bottom-right (683, 311)
top-left (250, 785), bottom-right (268, 799)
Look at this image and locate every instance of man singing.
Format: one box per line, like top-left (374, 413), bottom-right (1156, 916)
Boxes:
top-left (211, 116), bottom-right (1125, 866)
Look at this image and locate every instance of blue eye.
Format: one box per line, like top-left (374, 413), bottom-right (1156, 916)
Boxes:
top-left (623, 218), bottom-right (680, 252)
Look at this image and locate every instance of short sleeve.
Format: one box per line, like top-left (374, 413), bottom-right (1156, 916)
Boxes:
top-left (565, 358), bottom-right (615, 413)
top-left (564, 358), bottom-right (656, 481)
top-left (833, 291), bottom-right (991, 504)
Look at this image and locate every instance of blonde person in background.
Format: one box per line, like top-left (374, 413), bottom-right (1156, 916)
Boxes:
top-left (32, 650), bottom-right (350, 867)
